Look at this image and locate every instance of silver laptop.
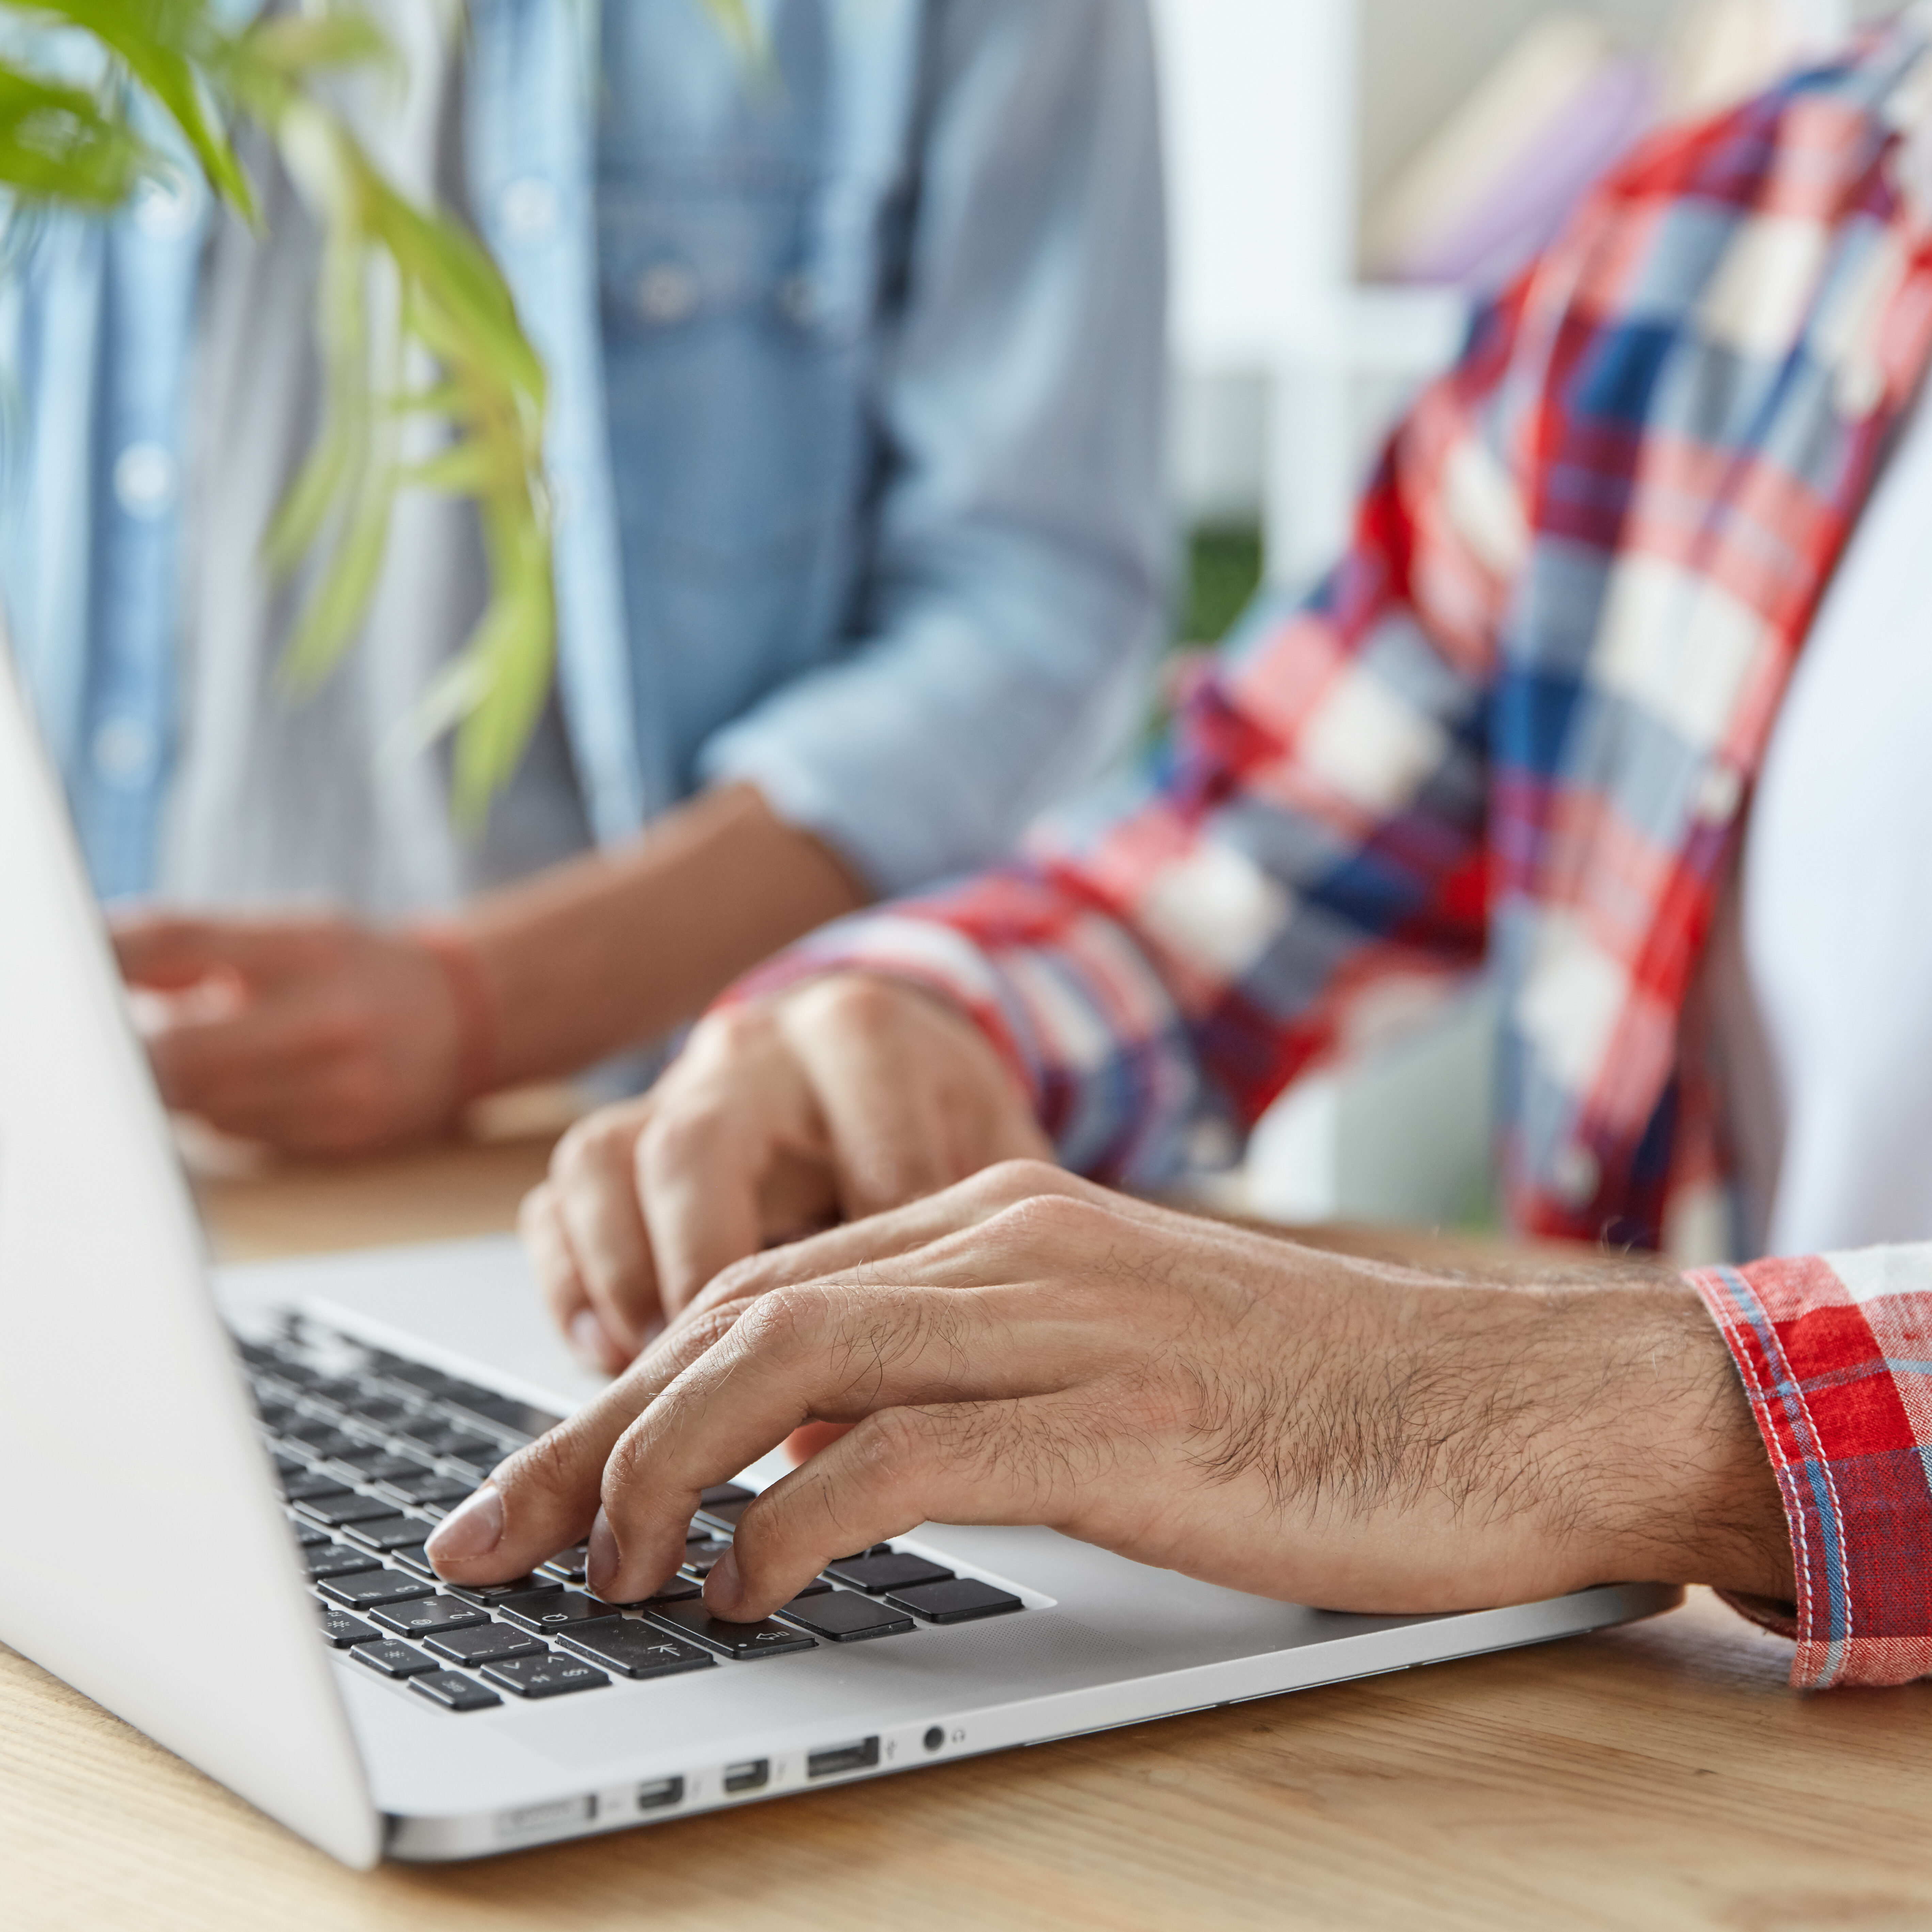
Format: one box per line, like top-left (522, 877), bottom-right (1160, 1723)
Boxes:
top-left (0, 645), bottom-right (1678, 1866)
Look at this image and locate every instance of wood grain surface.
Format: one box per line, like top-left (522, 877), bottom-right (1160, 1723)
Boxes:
top-left (9, 1130), bottom-right (1920, 1929)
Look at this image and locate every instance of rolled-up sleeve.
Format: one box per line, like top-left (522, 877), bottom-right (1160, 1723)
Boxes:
top-left (1689, 1247), bottom-right (1932, 1689)
top-left (697, 0), bottom-right (1169, 896)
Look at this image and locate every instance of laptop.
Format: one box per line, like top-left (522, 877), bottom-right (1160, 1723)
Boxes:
top-left (0, 645), bottom-right (1680, 1867)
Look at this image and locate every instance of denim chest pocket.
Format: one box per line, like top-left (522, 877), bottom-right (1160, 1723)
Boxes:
top-left (597, 170), bottom-right (875, 568)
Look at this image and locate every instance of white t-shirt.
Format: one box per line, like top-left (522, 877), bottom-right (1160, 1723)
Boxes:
top-left (162, 3), bottom-right (589, 922)
top-left (1710, 381), bottom-right (1932, 1258)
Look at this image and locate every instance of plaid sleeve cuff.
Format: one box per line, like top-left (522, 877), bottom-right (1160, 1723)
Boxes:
top-left (725, 866), bottom-right (1204, 1184)
top-left (1688, 1248), bottom-right (1932, 1689)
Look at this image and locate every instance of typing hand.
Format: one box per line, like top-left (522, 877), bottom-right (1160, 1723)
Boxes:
top-left (434, 1162), bottom-right (1795, 1618)
top-left (112, 912), bottom-right (469, 1155)
top-left (519, 975), bottom-right (1050, 1373)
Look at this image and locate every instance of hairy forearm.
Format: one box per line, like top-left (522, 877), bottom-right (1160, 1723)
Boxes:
top-left (452, 785), bottom-right (869, 1089)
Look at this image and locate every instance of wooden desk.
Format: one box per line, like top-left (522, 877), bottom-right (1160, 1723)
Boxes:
top-left (10, 1136), bottom-right (1931, 1930)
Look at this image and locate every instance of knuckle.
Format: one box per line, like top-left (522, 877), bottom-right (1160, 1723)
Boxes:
top-left (973, 1157), bottom-right (1069, 1206)
top-left (635, 1101), bottom-right (728, 1177)
top-left (554, 1106), bottom-right (643, 1181)
top-left (734, 1286), bottom-right (821, 1359)
top-left (846, 1406), bottom-right (940, 1479)
top-left (797, 973), bottom-right (908, 1039)
top-left (698, 1002), bottom-right (770, 1054)
top-left (677, 1306), bottom-right (747, 1356)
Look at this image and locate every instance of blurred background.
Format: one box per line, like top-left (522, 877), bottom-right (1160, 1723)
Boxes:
top-left (1157, 0), bottom-right (1891, 1228)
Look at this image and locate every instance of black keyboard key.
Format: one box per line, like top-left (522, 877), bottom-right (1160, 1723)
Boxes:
top-left (538, 1544), bottom-right (590, 1583)
top-left (680, 1539), bottom-right (734, 1579)
top-left (320, 1609), bottom-right (382, 1649)
top-left (269, 1359), bottom-right (322, 1388)
top-left (309, 1376), bottom-right (367, 1408)
top-left (423, 1623), bottom-right (546, 1666)
top-left (352, 1640), bottom-right (441, 1679)
top-left (289, 1518), bottom-right (332, 1547)
top-left (824, 1553), bottom-right (955, 1595)
top-left (643, 1602), bottom-right (819, 1660)
top-left (779, 1592), bottom-right (915, 1643)
top-left (449, 1392), bottom-right (563, 1436)
top-left (351, 1395), bottom-right (414, 1427)
top-left (318, 1569), bottom-right (438, 1610)
top-left (695, 1496), bottom-right (754, 1530)
top-left (400, 1420), bottom-right (500, 1462)
top-left (699, 1482), bottom-right (756, 1510)
top-left (285, 1422), bottom-right (363, 1459)
top-left (410, 1670), bottom-right (502, 1713)
top-left (637, 1577), bottom-right (701, 1605)
top-left (307, 1543), bottom-right (385, 1580)
top-left (497, 1589), bottom-right (633, 1635)
top-left (378, 1471), bottom-right (474, 1508)
top-left (480, 1654), bottom-right (611, 1699)
top-left (559, 1620), bottom-right (717, 1681)
top-left (328, 1446), bottom-right (423, 1481)
top-left (281, 1469), bottom-right (352, 1503)
top-left (370, 1595), bottom-right (490, 1638)
top-left (298, 1490), bottom-right (406, 1529)
top-left (446, 1575), bottom-right (559, 1608)
top-left (833, 1545), bottom-right (894, 1562)
top-left (389, 1543), bottom-right (437, 1577)
top-left (884, 1578), bottom-right (1023, 1624)
top-left (342, 1514), bottom-right (432, 1553)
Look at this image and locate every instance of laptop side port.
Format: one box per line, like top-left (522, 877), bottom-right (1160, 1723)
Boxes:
top-left (808, 1738), bottom-right (881, 1780)
top-left (723, 1759), bottom-right (769, 1794)
top-left (637, 1777), bottom-right (684, 1812)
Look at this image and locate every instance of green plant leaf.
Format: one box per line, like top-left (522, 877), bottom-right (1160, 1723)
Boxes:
top-left (26, 0), bottom-right (255, 218)
top-left (0, 65), bottom-right (153, 202)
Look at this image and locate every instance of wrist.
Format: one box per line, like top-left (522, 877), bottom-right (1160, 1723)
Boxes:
top-left (1550, 1280), bottom-right (1795, 1599)
top-left (407, 922), bottom-right (501, 1109)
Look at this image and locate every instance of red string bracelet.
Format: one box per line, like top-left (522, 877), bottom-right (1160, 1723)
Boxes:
top-left (409, 923), bottom-right (500, 1109)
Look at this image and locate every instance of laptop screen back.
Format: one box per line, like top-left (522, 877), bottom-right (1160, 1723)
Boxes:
top-left (0, 645), bottom-right (380, 1867)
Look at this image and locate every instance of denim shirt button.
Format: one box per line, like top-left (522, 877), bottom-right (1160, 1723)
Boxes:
top-left (92, 717), bottom-right (158, 788)
top-left (113, 443), bottom-right (178, 520)
top-left (636, 263), bottom-right (699, 324)
top-left (499, 177), bottom-right (558, 243)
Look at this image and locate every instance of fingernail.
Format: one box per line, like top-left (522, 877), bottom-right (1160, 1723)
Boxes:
top-left (569, 1310), bottom-right (611, 1367)
top-left (586, 1508), bottom-right (620, 1599)
top-left (705, 1546), bottom-right (744, 1617)
top-left (426, 1485), bottom-right (503, 1566)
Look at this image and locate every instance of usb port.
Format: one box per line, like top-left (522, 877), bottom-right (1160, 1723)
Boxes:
top-left (723, 1759), bottom-right (769, 1794)
top-left (807, 1738), bottom-right (881, 1780)
top-left (636, 1777), bottom-right (684, 1812)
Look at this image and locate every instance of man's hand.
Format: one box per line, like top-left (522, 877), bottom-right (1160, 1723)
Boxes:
top-left (520, 977), bottom-right (1051, 1372)
top-left (434, 1161), bottom-right (1795, 1619)
top-left (113, 913), bottom-right (466, 1155)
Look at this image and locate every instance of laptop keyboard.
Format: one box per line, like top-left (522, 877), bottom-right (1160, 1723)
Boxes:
top-left (234, 1317), bottom-right (1025, 1714)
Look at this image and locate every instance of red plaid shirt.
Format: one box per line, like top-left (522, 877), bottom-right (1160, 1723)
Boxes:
top-left (742, 26), bottom-right (1932, 1686)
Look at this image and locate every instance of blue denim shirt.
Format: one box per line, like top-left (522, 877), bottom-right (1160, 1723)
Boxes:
top-left (0, 0), bottom-right (1167, 903)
